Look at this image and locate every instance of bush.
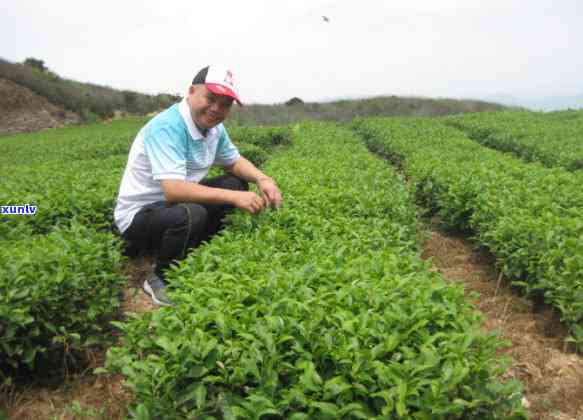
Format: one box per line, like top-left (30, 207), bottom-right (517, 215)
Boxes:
top-left (0, 224), bottom-right (127, 381)
top-left (80, 108), bottom-right (101, 124)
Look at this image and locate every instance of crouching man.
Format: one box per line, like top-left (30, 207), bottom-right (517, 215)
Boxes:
top-left (114, 65), bottom-right (282, 306)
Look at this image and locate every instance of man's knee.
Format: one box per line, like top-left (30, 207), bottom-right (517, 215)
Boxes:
top-left (158, 203), bottom-right (208, 238)
top-left (225, 175), bottom-right (249, 192)
top-left (162, 204), bottom-right (209, 251)
top-left (180, 203), bottom-right (209, 233)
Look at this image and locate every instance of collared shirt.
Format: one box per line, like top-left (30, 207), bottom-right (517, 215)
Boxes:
top-left (113, 98), bottom-right (240, 233)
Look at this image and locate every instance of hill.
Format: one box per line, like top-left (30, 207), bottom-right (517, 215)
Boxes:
top-left (0, 57), bottom-right (179, 127)
top-left (0, 78), bottom-right (81, 135)
top-left (0, 56), bottom-right (508, 134)
top-left (228, 95), bottom-right (508, 126)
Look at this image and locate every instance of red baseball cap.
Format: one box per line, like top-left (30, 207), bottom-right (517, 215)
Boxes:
top-left (192, 65), bottom-right (242, 105)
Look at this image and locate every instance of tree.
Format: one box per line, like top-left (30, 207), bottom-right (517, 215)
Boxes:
top-left (123, 90), bottom-right (139, 112)
top-left (23, 57), bottom-right (47, 72)
top-left (285, 97), bottom-right (304, 106)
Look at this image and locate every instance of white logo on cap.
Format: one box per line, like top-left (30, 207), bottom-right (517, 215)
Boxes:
top-left (224, 70), bottom-right (234, 87)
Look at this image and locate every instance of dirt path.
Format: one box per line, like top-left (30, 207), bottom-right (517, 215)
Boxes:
top-left (422, 227), bottom-right (583, 419)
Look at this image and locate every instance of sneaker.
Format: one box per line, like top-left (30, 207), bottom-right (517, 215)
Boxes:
top-left (143, 274), bottom-right (174, 307)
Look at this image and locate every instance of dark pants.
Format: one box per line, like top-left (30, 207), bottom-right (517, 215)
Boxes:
top-left (121, 175), bottom-right (248, 279)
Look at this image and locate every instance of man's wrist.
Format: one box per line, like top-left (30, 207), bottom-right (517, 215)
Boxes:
top-left (223, 188), bottom-right (240, 206)
top-left (256, 176), bottom-right (275, 184)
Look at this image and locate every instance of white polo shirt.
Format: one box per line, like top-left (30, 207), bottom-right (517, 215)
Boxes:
top-left (114, 98), bottom-right (240, 234)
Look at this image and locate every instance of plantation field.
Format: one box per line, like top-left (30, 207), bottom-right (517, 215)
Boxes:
top-left (1, 109), bottom-right (583, 418)
top-left (446, 110), bottom-right (583, 171)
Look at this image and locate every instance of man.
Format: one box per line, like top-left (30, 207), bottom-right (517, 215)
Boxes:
top-left (114, 65), bottom-right (283, 306)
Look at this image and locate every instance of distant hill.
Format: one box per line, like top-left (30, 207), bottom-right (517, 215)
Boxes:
top-left (228, 95), bottom-right (508, 126)
top-left (0, 57), bottom-right (180, 125)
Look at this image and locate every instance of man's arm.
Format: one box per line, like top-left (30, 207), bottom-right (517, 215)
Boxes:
top-left (223, 156), bottom-right (283, 208)
top-left (161, 180), bottom-right (266, 214)
top-left (223, 156), bottom-right (271, 183)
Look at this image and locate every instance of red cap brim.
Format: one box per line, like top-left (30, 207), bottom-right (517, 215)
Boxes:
top-left (206, 83), bottom-right (242, 105)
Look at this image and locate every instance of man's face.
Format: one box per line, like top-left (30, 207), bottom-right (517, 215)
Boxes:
top-left (187, 85), bottom-right (234, 130)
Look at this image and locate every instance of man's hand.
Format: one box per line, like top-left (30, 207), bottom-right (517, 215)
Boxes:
top-left (257, 177), bottom-right (283, 209)
top-left (231, 191), bottom-right (266, 214)
top-left (225, 158), bottom-right (283, 209)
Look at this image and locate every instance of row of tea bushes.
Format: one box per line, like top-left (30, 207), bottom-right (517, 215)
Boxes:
top-left (353, 117), bottom-right (583, 350)
top-left (446, 110), bottom-right (583, 171)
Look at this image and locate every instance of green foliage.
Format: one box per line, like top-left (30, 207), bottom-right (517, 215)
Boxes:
top-left (0, 120), bottom-right (144, 237)
top-left (446, 110), bottom-right (583, 171)
top-left (0, 223), bottom-right (127, 376)
top-left (236, 143), bottom-right (268, 167)
top-left (353, 116), bottom-right (583, 350)
top-left (79, 108), bottom-right (101, 124)
top-left (0, 155), bottom-right (126, 236)
top-left (0, 118), bottom-right (146, 167)
top-left (228, 126), bottom-right (292, 148)
top-left (105, 122), bottom-right (524, 418)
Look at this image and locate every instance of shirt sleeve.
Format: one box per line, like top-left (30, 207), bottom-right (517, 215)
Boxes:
top-left (214, 125), bottom-right (240, 166)
top-left (143, 125), bottom-right (187, 180)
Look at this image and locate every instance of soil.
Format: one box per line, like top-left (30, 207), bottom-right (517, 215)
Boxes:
top-left (0, 78), bottom-right (81, 136)
top-left (421, 225), bottom-right (583, 419)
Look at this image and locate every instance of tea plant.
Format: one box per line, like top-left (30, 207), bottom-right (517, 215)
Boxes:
top-left (0, 223), bottom-right (127, 381)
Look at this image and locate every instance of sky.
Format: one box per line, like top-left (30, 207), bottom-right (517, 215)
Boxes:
top-left (1, 0), bottom-right (582, 105)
